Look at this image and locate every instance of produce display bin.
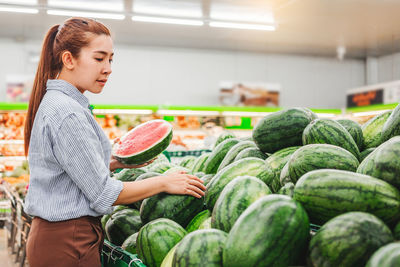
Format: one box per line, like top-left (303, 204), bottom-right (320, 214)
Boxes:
top-left (102, 240), bottom-right (146, 267)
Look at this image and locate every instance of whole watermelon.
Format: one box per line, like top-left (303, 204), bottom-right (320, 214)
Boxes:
top-left (205, 158), bottom-right (270, 210)
top-left (362, 110), bottom-right (392, 149)
top-left (185, 210), bottom-right (211, 233)
top-left (203, 138), bottom-right (240, 174)
top-left (113, 168), bottom-right (146, 181)
top-left (173, 229), bottom-right (227, 267)
top-left (211, 176), bottom-right (271, 232)
top-left (140, 193), bottom-right (204, 228)
top-left (105, 209), bottom-right (142, 246)
top-left (223, 195), bottom-right (310, 267)
top-left (357, 136), bottom-right (400, 189)
top-left (310, 212), bottom-right (394, 267)
top-left (137, 218), bottom-right (186, 267)
top-left (288, 144), bottom-right (359, 183)
top-left (381, 103), bottom-right (400, 142)
top-left (337, 118), bottom-right (364, 151)
top-left (366, 242), bottom-right (400, 267)
top-left (265, 146), bottom-right (300, 191)
top-left (294, 169), bottom-right (400, 225)
top-left (252, 108), bottom-right (315, 153)
top-left (121, 232), bottom-right (138, 254)
top-left (302, 118), bottom-right (360, 160)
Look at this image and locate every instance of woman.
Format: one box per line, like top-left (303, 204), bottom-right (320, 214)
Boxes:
top-left (24, 17), bottom-right (205, 267)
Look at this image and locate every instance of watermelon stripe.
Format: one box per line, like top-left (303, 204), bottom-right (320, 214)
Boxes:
top-left (309, 212), bottom-right (394, 267)
top-left (294, 169), bottom-right (400, 225)
top-left (303, 119), bottom-right (360, 160)
top-left (211, 176), bottom-right (271, 232)
top-left (253, 108), bottom-right (314, 153)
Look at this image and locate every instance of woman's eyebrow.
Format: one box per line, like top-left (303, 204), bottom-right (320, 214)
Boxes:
top-left (93, 51), bottom-right (114, 56)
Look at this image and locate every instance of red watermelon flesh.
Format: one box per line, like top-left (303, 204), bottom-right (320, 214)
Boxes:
top-left (112, 120), bottom-right (173, 165)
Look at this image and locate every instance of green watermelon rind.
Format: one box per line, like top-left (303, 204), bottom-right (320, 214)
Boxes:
top-left (121, 232), bottom-right (139, 254)
top-left (234, 147), bottom-right (268, 161)
top-left (310, 212), bottom-right (394, 267)
top-left (112, 120), bottom-right (173, 165)
top-left (293, 169), bottom-right (400, 225)
top-left (362, 111), bottom-right (392, 149)
top-left (185, 210), bottom-right (211, 233)
top-left (223, 195), bottom-right (310, 267)
top-left (252, 108), bottom-right (314, 153)
top-left (302, 118), bottom-right (361, 160)
top-left (137, 218), bottom-right (187, 267)
top-left (204, 138), bottom-right (240, 174)
top-left (381, 104), bottom-right (400, 142)
top-left (357, 136), bottom-right (400, 189)
top-left (205, 158), bottom-right (269, 210)
top-left (211, 176), bottom-right (272, 232)
top-left (173, 229), bottom-right (227, 267)
top-left (366, 242), bottom-right (400, 267)
top-left (216, 141), bottom-right (257, 172)
top-left (288, 144), bottom-right (359, 184)
top-left (140, 192), bottom-right (204, 228)
top-left (337, 119), bottom-right (364, 151)
top-left (105, 209), bottom-right (142, 246)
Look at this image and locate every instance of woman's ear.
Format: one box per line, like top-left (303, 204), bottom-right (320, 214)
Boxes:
top-left (61, 51), bottom-right (75, 70)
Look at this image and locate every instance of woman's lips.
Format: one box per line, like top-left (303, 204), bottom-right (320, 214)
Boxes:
top-left (97, 79), bottom-right (107, 86)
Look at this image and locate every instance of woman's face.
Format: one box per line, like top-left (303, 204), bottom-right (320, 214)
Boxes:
top-left (73, 34), bottom-right (114, 94)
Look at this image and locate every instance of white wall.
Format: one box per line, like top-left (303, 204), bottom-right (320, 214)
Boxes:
top-left (0, 38), bottom-right (365, 109)
top-left (377, 52), bottom-right (400, 83)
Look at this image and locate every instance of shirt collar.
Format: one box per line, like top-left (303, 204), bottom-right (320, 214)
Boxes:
top-left (46, 79), bottom-right (90, 109)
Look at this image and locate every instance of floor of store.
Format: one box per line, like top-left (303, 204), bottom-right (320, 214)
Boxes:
top-left (0, 227), bottom-right (20, 267)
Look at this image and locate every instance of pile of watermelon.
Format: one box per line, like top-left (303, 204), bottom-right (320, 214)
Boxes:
top-left (102, 105), bottom-right (400, 267)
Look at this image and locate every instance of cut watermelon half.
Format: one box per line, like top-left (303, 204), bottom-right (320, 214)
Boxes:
top-left (112, 119), bottom-right (173, 165)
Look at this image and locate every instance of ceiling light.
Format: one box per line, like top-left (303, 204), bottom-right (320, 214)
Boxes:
top-left (0, 6), bottom-right (38, 14)
top-left (209, 21), bottom-right (275, 31)
top-left (132, 16), bottom-right (203, 26)
top-left (133, 0), bottom-right (201, 18)
top-left (47, 9), bottom-right (125, 20)
top-left (48, 0), bottom-right (123, 12)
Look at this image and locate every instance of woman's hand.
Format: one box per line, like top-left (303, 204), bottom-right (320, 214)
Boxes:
top-left (162, 171), bottom-right (206, 198)
top-left (110, 157), bottom-right (156, 171)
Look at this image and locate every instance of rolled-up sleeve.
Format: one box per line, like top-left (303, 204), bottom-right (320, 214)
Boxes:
top-left (53, 112), bottom-right (123, 214)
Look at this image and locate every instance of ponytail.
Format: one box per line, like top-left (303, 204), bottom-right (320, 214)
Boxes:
top-left (24, 25), bottom-right (59, 156)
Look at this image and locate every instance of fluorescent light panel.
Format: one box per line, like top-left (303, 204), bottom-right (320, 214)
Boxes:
top-left (48, 0), bottom-right (123, 12)
top-left (0, 6), bottom-right (38, 13)
top-left (209, 21), bottom-right (275, 31)
top-left (132, 16), bottom-right (203, 26)
top-left (133, 0), bottom-right (201, 18)
top-left (47, 9), bottom-right (125, 20)
top-left (0, 0), bottom-right (37, 5)
top-left (210, 3), bottom-right (275, 24)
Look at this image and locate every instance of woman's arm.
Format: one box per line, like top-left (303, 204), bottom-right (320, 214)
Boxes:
top-left (113, 173), bottom-right (205, 205)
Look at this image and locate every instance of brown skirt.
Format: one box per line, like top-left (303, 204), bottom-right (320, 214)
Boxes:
top-left (26, 216), bottom-right (104, 267)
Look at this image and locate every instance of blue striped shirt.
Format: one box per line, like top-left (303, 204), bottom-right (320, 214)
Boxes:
top-left (24, 79), bottom-right (123, 222)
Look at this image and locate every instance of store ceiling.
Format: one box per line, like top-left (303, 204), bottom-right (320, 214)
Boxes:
top-left (0, 0), bottom-right (400, 59)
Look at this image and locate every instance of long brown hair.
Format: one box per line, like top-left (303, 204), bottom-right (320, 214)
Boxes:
top-left (24, 17), bottom-right (111, 155)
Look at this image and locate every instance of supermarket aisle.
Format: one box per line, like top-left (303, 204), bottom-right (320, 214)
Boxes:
top-left (0, 228), bottom-right (19, 267)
